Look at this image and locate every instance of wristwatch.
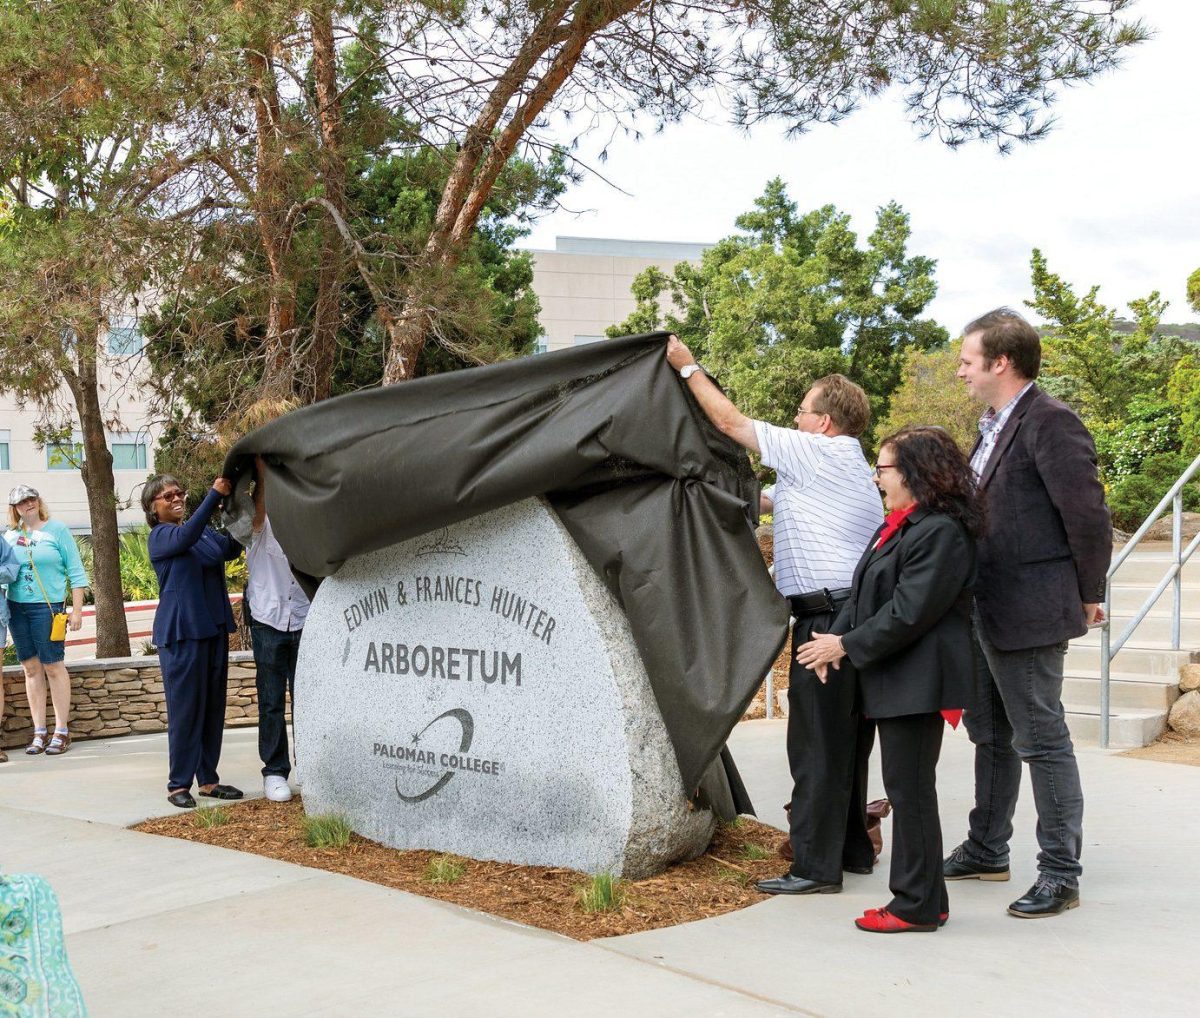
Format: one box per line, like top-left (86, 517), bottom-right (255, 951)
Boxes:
top-left (679, 363), bottom-right (704, 380)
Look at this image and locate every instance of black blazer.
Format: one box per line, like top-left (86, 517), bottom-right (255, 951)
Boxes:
top-left (971, 385), bottom-right (1111, 651)
top-left (830, 508), bottom-right (975, 719)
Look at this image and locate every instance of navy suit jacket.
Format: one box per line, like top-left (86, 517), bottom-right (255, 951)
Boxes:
top-left (150, 487), bottom-right (240, 647)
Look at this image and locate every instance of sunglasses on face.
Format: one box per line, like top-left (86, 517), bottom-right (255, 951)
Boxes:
top-left (155, 489), bottom-right (187, 503)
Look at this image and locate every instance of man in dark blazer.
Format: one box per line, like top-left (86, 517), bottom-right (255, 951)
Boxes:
top-left (945, 308), bottom-right (1111, 918)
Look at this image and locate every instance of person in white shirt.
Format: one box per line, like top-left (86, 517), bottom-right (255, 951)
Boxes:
top-left (666, 336), bottom-right (884, 895)
top-left (246, 457), bottom-right (310, 802)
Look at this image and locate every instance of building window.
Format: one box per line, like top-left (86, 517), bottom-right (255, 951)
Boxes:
top-left (572, 334), bottom-right (606, 346)
top-left (47, 442), bottom-right (85, 470)
top-left (533, 336), bottom-right (549, 355)
top-left (0, 430), bottom-right (9, 470)
top-left (106, 319), bottom-right (144, 355)
top-left (111, 441), bottom-right (148, 471)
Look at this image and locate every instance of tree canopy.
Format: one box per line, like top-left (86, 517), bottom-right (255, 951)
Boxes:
top-left (610, 178), bottom-right (947, 428)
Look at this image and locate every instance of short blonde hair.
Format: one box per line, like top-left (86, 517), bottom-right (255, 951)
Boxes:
top-left (8, 496), bottom-right (50, 529)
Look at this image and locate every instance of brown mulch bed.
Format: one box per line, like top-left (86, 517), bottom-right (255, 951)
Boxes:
top-left (134, 800), bottom-right (787, 940)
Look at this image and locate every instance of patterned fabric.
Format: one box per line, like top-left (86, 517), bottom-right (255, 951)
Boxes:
top-left (969, 381), bottom-right (1034, 480)
top-left (0, 873), bottom-right (87, 1017)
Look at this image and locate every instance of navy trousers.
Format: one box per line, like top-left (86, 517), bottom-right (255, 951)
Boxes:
top-left (160, 634), bottom-right (229, 792)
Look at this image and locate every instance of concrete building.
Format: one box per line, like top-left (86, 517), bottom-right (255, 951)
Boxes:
top-left (526, 236), bottom-right (710, 352)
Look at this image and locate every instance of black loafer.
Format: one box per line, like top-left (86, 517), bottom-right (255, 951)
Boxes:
top-left (168, 790), bottom-right (196, 809)
top-left (1008, 879), bottom-right (1080, 918)
top-left (944, 846), bottom-right (1010, 881)
top-left (199, 784), bottom-right (244, 800)
top-left (843, 865), bottom-right (874, 876)
top-left (755, 874), bottom-right (842, 895)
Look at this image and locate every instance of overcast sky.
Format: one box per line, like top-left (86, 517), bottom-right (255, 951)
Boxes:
top-left (522, 0), bottom-right (1198, 335)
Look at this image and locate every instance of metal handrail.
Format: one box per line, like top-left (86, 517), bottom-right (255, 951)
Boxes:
top-left (1100, 451), bottom-right (1200, 747)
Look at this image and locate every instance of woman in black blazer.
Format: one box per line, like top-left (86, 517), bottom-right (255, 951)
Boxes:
top-left (797, 426), bottom-right (983, 933)
top-left (145, 474), bottom-right (244, 809)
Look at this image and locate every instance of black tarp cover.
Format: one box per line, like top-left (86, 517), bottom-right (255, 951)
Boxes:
top-left (222, 332), bottom-right (790, 799)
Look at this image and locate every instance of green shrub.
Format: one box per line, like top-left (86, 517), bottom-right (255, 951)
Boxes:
top-left (1107, 452), bottom-right (1200, 532)
top-left (1094, 396), bottom-right (1182, 481)
top-left (576, 873), bottom-right (626, 913)
top-left (3, 643), bottom-right (16, 666)
top-left (118, 527), bottom-right (159, 600)
top-left (302, 813), bottom-right (352, 849)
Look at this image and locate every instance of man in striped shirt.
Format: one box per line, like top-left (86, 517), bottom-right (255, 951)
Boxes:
top-left (666, 336), bottom-right (884, 895)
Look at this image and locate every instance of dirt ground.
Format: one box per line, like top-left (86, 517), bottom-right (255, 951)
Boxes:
top-left (134, 801), bottom-right (792, 941)
top-left (1118, 729), bottom-right (1200, 767)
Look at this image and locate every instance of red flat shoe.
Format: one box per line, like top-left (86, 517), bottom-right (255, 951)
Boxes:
top-left (855, 908), bottom-right (939, 933)
top-left (862, 906), bottom-right (948, 926)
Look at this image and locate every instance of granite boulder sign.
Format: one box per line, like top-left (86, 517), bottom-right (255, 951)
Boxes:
top-left (294, 497), bottom-right (716, 878)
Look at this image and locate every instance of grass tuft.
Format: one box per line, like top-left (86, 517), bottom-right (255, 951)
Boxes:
top-left (576, 873), bottom-right (626, 913)
top-left (193, 806), bottom-right (230, 829)
top-left (715, 866), bottom-right (751, 887)
top-left (303, 813), bottom-right (352, 848)
top-left (424, 854), bottom-right (466, 884)
top-left (738, 842), bottom-right (772, 862)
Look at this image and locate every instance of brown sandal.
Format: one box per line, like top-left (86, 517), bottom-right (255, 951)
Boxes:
top-left (45, 730), bottom-right (71, 755)
top-left (25, 729), bottom-right (47, 755)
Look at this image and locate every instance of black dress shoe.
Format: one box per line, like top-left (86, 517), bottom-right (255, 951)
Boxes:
top-left (1008, 879), bottom-right (1080, 918)
top-left (167, 790), bottom-right (196, 809)
top-left (199, 784), bottom-right (244, 800)
top-left (755, 874), bottom-right (842, 895)
top-left (843, 865), bottom-right (873, 876)
top-left (944, 845), bottom-right (1010, 881)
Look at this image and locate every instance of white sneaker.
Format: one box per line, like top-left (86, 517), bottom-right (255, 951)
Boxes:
top-left (264, 775), bottom-right (293, 802)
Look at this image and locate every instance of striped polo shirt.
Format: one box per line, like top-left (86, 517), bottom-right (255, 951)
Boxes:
top-left (753, 421), bottom-right (884, 598)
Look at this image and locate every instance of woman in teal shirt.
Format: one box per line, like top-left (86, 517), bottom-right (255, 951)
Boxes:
top-left (4, 485), bottom-right (89, 756)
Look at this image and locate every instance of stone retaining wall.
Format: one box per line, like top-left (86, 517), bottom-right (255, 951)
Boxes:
top-left (0, 652), bottom-right (275, 750)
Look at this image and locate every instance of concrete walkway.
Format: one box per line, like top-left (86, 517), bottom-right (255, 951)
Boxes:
top-left (1, 722), bottom-right (1196, 1017)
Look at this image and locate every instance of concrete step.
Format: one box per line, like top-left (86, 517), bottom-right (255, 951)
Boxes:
top-left (1062, 672), bottom-right (1181, 711)
top-left (1064, 641), bottom-right (1197, 677)
top-left (1064, 704), bottom-right (1167, 748)
top-left (1108, 582), bottom-right (1200, 614)
top-left (1090, 612), bottom-right (1200, 644)
top-left (1109, 551), bottom-right (1198, 586)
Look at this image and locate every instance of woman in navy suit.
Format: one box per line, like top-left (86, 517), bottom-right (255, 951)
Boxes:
top-left (797, 426), bottom-right (983, 933)
top-left (145, 474), bottom-right (244, 808)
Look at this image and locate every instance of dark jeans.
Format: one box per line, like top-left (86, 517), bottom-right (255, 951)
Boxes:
top-left (251, 622), bottom-right (301, 778)
top-left (961, 621), bottom-right (1084, 885)
top-left (160, 635), bottom-right (228, 792)
top-left (878, 712), bottom-right (947, 926)
top-left (785, 599), bottom-right (875, 884)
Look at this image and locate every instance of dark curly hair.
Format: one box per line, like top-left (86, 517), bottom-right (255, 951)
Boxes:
top-left (878, 426), bottom-right (986, 538)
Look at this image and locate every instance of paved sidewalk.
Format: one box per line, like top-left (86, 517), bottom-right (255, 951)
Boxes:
top-left (1, 722), bottom-right (1196, 1016)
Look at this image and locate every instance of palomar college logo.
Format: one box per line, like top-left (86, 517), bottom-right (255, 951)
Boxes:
top-left (397, 707), bottom-right (472, 803)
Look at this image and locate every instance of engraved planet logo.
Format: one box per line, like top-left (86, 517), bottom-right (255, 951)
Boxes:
top-left (373, 708), bottom-right (504, 802)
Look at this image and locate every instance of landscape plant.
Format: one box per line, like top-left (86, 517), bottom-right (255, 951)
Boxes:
top-left (576, 873), bottom-right (625, 914)
top-left (303, 813), bottom-right (353, 849)
top-left (424, 854), bottom-right (466, 885)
